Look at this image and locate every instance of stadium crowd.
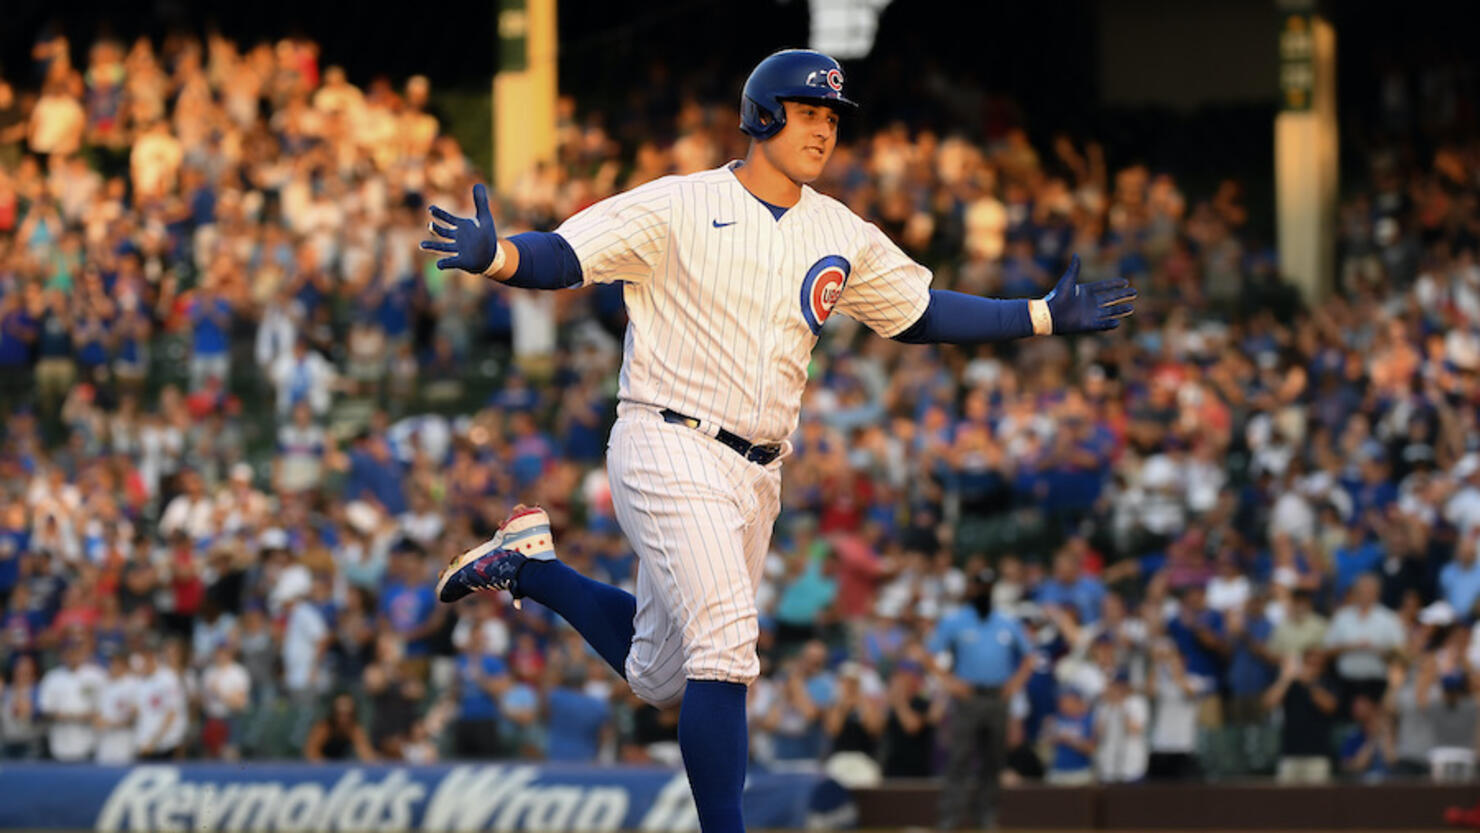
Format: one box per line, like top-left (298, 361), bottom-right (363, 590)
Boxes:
top-left (2, 27), bottom-right (1480, 792)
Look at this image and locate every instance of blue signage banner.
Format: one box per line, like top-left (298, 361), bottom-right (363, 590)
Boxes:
top-left (0, 762), bottom-right (855, 831)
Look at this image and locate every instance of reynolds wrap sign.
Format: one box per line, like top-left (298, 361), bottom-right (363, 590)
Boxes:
top-left (0, 763), bottom-right (854, 831)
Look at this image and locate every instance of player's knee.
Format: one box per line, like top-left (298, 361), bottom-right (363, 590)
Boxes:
top-left (682, 652), bottom-right (760, 688)
top-left (681, 615), bottom-right (762, 687)
top-left (682, 665), bottom-right (759, 688)
top-left (628, 669), bottom-right (686, 709)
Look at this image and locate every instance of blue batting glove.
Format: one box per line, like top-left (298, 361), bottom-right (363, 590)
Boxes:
top-left (420, 183), bottom-right (500, 273)
top-left (1044, 255), bottom-right (1138, 334)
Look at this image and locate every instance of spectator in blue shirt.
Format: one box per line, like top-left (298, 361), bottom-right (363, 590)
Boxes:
top-left (373, 274), bottom-right (419, 346)
top-left (499, 663), bottom-right (544, 759)
top-left (1045, 687), bottom-right (1096, 785)
top-left (1333, 525), bottom-right (1385, 603)
top-left (1166, 585), bottom-right (1225, 685)
top-left (759, 639), bottom-right (836, 762)
top-left (0, 292), bottom-right (37, 414)
top-left (773, 523), bottom-right (837, 651)
top-left (188, 281), bottom-right (233, 391)
top-left (33, 291), bottom-right (75, 416)
top-left (490, 371), bottom-right (539, 413)
top-left (927, 569), bottom-right (1035, 830)
top-left (1345, 454), bottom-right (1399, 519)
top-left (508, 411), bottom-right (554, 491)
top-left (346, 435), bottom-right (408, 516)
top-left (558, 382), bottom-right (609, 464)
top-left (377, 542), bottom-right (442, 660)
top-left (1222, 596), bottom-right (1279, 774)
top-left (544, 660), bottom-right (611, 762)
top-left (1036, 546), bottom-right (1106, 626)
top-left (0, 503), bottom-right (28, 608)
top-left (70, 292), bottom-right (112, 377)
top-left (1339, 694), bottom-right (1395, 780)
top-left (453, 629), bottom-right (509, 759)
top-left (1440, 537), bottom-right (1480, 621)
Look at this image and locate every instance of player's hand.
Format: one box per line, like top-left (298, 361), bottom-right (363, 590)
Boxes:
top-left (420, 184), bottom-right (501, 273)
top-left (1043, 255), bottom-right (1137, 334)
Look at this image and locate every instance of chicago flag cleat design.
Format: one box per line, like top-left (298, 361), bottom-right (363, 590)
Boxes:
top-left (436, 505), bottom-right (556, 605)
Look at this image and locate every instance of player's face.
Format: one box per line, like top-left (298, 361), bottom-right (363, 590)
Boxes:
top-left (764, 100), bottom-right (839, 183)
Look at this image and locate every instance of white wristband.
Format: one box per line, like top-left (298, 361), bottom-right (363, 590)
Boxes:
top-left (482, 241), bottom-right (509, 277)
top-left (1028, 298), bottom-right (1053, 336)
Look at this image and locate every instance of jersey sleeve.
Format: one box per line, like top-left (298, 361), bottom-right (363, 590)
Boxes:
top-left (834, 219), bottom-right (933, 338)
top-left (927, 611), bottom-right (957, 655)
top-left (554, 180), bottom-right (672, 287)
top-left (1010, 620), bottom-right (1034, 659)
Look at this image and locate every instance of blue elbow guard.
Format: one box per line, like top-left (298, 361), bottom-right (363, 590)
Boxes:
top-left (506, 232), bottom-right (584, 290)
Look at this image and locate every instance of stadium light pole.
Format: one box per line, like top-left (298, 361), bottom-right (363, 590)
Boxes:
top-left (493, 0), bottom-right (558, 192)
top-left (493, 0), bottom-right (560, 374)
top-left (1274, 0), bottom-right (1337, 301)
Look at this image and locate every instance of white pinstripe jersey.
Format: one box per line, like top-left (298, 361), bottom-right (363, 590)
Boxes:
top-left (555, 161), bottom-right (932, 444)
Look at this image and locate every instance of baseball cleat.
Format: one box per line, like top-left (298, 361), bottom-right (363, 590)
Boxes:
top-left (436, 505), bottom-right (557, 605)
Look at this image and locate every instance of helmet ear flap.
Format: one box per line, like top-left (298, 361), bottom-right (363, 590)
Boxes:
top-left (740, 95), bottom-right (785, 140)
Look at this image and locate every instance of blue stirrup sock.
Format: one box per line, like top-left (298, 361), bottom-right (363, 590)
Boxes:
top-left (515, 559), bottom-right (636, 676)
top-left (516, 563), bottom-right (750, 833)
top-left (679, 679), bottom-right (749, 833)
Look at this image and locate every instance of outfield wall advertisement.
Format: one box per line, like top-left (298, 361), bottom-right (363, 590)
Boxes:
top-left (0, 763), bottom-right (855, 831)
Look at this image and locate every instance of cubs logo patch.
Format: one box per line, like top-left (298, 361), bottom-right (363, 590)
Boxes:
top-left (826, 68), bottom-right (843, 92)
top-left (799, 255), bottom-right (851, 335)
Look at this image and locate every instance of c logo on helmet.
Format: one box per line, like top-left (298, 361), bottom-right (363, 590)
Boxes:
top-left (826, 69), bottom-right (843, 92)
top-left (800, 255), bottom-right (851, 335)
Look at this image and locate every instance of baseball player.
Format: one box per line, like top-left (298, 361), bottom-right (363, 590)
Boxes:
top-left (423, 49), bottom-right (1136, 833)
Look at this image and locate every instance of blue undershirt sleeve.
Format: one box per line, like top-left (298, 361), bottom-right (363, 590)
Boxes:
top-left (504, 231), bottom-right (585, 290)
top-left (893, 289), bottom-right (1035, 344)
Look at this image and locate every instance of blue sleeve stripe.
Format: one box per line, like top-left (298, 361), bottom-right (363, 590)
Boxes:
top-left (505, 231), bottom-right (585, 290)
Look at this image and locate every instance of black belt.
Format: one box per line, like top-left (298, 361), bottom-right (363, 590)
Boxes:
top-left (660, 409), bottom-right (782, 465)
top-left (972, 685), bottom-right (1004, 696)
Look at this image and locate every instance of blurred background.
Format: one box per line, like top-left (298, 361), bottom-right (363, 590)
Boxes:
top-left (2, 0), bottom-right (1480, 830)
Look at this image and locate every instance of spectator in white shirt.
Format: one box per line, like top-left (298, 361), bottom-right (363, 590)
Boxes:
top-left (270, 338), bottom-right (337, 420)
top-left (398, 489), bottom-right (446, 549)
top-left (1206, 555), bottom-right (1252, 613)
top-left (1145, 638), bottom-right (1206, 781)
top-left (157, 469), bottom-right (216, 543)
top-left (200, 643), bottom-right (250, 760)
top-left (129, 118), bottom-right (183, 201)
top-left (216, 463), bottom-right (270, 537)
top-left (133, 649), bottom-right (186, 760)
top-left (254, 286), bottom-right (300, 374)
top-left (1324, 574), bottom-right (1405, 707)
top-left (279, 570), bottom-right (332, 746)
top-left (38, 640), bottom-right (106, 761)
top-left (28, 81), bottom-right (85, 157)
top-left (274, 402), bottom-right (329, 494)
top-left (1094, 670), bottom-right (1149, 782)
top-left (94, 652), bottom-right (139, 764)
top-left (1443, 455), bottom-right (1480, 537)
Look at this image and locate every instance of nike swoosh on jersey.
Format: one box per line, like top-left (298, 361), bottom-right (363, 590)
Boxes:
top-left (712, 220), bottom-right (737, 228)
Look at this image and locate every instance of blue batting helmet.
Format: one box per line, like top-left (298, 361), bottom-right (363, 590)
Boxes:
top-left (739, 49), bottom-right (858, 140)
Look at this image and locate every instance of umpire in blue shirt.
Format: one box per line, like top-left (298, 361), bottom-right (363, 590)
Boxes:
top-left (927, 568), bottom-right (1035, 830)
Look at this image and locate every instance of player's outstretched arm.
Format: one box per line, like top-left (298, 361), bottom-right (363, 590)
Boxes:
top-left (420, 184), bottom-right (584, 290)
top-left (893, 255), bottom-right (1136, 345)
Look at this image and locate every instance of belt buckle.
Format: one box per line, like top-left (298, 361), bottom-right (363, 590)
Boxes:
top-left (748, 444), bottom-right (777, 464)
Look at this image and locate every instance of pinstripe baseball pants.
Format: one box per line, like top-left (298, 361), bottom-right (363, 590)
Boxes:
top-left (606, 407), bottom-right (782, 707)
